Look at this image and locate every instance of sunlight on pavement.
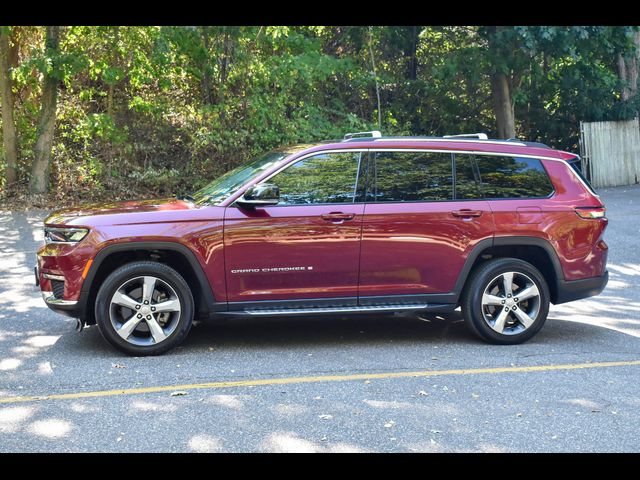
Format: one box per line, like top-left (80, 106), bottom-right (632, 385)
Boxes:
top-left (131, 400), bottom-right (178, 413)
top-left (28, 419), bottom-right (73, 439)
top-left (406, 440), bottom-right (447, 453)
top-left (37, 362), bottom-right (54, 375)
top-left (563, 398), bottom-right (602, 410)
top-left (608, 263), bottom-right (640, 277)
top-left (68, 403), bottom-right (100, 414)
top-left (260, 431), bottom-right (368, 453)
top-left (364, 399), bottom-right (415, 409)
top-left (0, 358), bottom-right (22, 371)
top-left (0, 406), bottom-right (35, 433)
top-left (551, 299), bottom-right (640, 339)
top-left (475, 443), bottom-right (509, 453)
top-left (187, 434), bottom-right (224, 453)
top-left (549, 260), bottom-right (640, 339)
top-left (24, 335), bottom-right (61, 348)
top-left (272, 403), bottom-right (308, 417)
top-left (11, 334), bottom-right (62, 357)
top-left (203, 394), bottom-right (246, 410)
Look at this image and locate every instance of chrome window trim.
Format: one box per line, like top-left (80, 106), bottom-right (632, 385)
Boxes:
top-left (367, 148), bottom-right (567, 162)
top-left (259, 148), bottom-right (369, 184)
top-left (226, 146), bottom-right (586, 206)
top-left (369, 147), bottom-right (595, 193)
top-left (233, 149), bottom-right (368, 207)
top-left (367, 149), bottom-right (556, 203)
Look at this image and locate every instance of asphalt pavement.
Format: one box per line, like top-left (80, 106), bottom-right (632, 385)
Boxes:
top-left (1, 185), bottom-right (639, 452)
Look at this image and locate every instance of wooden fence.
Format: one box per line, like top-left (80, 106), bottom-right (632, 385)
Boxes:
top-left (580, 117), bottom-right (640, 188)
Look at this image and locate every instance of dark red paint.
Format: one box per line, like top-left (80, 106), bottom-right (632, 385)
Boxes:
top-left (37, 139), bottom-right (608, 309)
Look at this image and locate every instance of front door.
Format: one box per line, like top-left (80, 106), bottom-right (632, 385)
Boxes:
top-left (224, 150), bottom-right (367, 306)
top-left (358, 150), bottom-right (495, 301)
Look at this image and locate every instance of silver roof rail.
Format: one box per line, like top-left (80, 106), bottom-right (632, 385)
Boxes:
top-left (443, 133), bottom-right (489, 140)
top-left (344, 130), bottom-right (382, 140)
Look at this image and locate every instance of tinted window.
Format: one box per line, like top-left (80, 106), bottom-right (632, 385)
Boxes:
top-left (568, 158), bottom-right (597, 195)
top-left (193, 151), bottom-right (288, 205)
top-left (271, 152), bottom-right (360, 205)
top-left (373, 151), bottom-right (453, 202)
top-left (476, 156), bottom-right (554, 199)
top-left (454, 154), bottom-right (481, 199)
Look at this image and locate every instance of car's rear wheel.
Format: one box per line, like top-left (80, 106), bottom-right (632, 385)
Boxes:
top-left (461, 258), bottom-right (550, 344)
top-left (95, 261), bottom-right (194, 356)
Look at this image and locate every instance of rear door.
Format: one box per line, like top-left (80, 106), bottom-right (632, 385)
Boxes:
top-left (358, 150), bottom-right (495, 302)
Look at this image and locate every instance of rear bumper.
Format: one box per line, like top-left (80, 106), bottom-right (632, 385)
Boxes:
top-left (554, 271), bottom-right (609, 304)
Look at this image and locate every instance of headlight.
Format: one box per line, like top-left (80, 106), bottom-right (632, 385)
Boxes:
top-left (44, 227), bottom-right (89, 244)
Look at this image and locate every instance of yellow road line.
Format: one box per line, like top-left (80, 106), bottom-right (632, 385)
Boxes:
top-left (1, 359), bottom-right (639, 405)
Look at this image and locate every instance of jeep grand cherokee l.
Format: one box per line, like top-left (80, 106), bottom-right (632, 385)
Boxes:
top-left (35, 132), bottom-right (609, 355)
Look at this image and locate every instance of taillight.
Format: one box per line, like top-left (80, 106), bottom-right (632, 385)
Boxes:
top-left (575, 206), bottom-right (606, 219)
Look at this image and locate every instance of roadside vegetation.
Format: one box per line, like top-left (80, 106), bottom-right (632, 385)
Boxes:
top-left (0, 26), bottom-right (639, 209)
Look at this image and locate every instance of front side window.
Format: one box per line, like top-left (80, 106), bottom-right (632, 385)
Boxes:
top-left (373, 151), bottom-right (453, 202)
top-left (270, 152), bottom-right (361, 205)
top-left (475, 156), bottom-right (554, 199)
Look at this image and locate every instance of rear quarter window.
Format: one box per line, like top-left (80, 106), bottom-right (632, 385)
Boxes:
top-left (568, 158), bottom-right (598, 195)
top-left (475, 156), bottom-right (554, 199)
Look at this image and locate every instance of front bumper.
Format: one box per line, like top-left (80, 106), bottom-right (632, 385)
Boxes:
top-left (554, 271), bottom-right (609, 304)
top-left (41, 291), bottom-right (78, 307)
top-left (35, 261), bottom-right (82, 318)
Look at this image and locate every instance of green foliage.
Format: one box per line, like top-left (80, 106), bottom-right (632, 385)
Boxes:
top-left (1, 25), bottom-right (639, 203)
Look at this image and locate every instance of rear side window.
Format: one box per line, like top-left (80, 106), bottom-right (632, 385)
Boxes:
top-left (373, 151), bottom-right (453, 202)
top-left (475, 156), bottom-right (554, 199)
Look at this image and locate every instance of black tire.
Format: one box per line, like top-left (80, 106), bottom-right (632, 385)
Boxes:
top-left (461, 258), bottom-right (550, 345)
top-left (94, 261), bottom-right (194, 356)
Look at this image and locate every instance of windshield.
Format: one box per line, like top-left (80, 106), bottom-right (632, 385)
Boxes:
top-left (192, 151), bottom-right (289, 205)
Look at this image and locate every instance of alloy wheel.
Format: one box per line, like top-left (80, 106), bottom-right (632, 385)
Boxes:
top-left (481, 271), bottom-right (541, 335)
top-left (108, 276), bottom-right (182, 346)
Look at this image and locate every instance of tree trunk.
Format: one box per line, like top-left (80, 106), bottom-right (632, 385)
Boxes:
top-left (0, 27), bottom-right (19, 185)
top-left (617, 31), bottom-right (640, 103)
top-left (628, 31), bottom-right (639, 101)
top-left (29, 26), bottom-right (61, 194)
top-left (220, 29), bottom-right (230, 86)
top-left (490, 71), bottom-right (516, 139)
top-left (368, 27), bottom-right (382, 129)
top-left (403, 26), bottom-right (419, 81)
top-left (618, 53), bottom-right (630, 101)
top-left (199, 26), bottom-right (213, 105)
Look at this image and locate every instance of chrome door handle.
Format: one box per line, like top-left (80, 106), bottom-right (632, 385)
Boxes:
top-left (321, 212), bottom-right (356, 222)
top-left (451, 209), bottom-right (483, 218)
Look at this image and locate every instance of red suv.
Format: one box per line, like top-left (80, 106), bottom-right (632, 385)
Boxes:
top-left (36, 132), bottom-right (609, 355)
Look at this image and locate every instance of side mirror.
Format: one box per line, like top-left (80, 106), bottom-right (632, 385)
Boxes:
top-left (237, 183), bottom-right (280, 207)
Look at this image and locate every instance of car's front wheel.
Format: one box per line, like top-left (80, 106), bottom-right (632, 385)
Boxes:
top-left (461, 258), bottom-right (550, 344)
top-left (95, 261), bottom-right (194, 356)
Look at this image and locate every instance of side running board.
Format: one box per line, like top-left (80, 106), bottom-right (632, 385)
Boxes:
top-left (221, 304), bottom-right (455, 316)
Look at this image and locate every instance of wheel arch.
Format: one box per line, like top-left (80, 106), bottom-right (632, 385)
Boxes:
top-left (455, 236), bottom-right (565, 304)
top-left (80, 242), bottom-right (218, 325)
